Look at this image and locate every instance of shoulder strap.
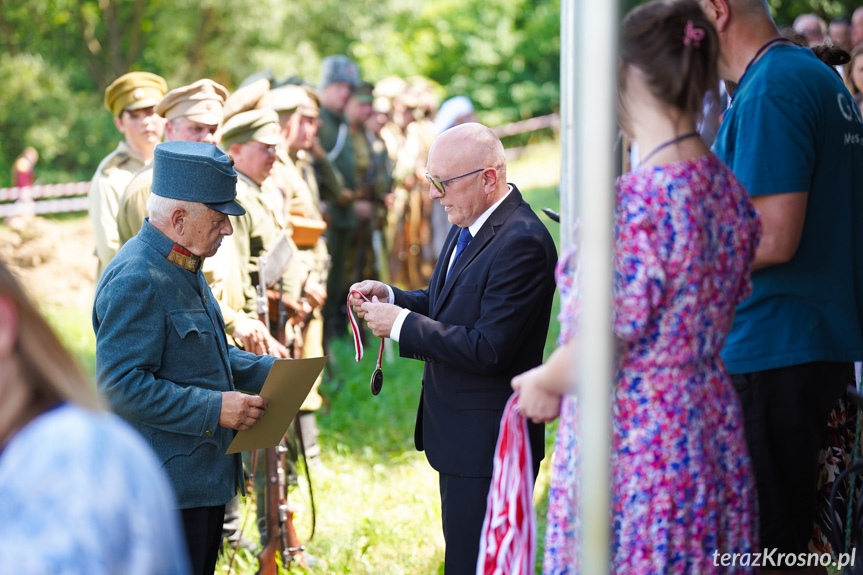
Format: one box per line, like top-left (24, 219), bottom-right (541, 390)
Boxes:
top-left (326, 123), bottom-right (349, 163)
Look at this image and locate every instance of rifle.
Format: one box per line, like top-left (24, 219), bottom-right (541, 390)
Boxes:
top-left (257, 443), bottom-right (305, 574)
top-left (254, 237), bottom-right (306, 573)
top-left (276, 278), bottom-right (288, 350)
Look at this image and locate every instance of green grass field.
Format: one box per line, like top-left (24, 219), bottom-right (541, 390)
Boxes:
top-left (36, 141), bottom-right (563, 574)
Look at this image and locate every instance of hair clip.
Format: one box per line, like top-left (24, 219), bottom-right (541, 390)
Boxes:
top-left (684, 20), bottom-right (705, 48)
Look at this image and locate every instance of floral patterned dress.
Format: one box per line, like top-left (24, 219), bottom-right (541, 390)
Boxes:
top-left (543, 153), bottom-right (761, 574)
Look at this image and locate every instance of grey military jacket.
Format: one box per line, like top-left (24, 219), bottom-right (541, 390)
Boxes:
top-left (93, 219), bottom-right (275, 508)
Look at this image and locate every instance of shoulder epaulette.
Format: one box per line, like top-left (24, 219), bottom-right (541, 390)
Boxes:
top-left (101, 150), bottom-right (131, 173)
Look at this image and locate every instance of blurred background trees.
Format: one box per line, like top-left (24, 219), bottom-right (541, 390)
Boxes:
top-left (0, 0), bottom-right (858, 187)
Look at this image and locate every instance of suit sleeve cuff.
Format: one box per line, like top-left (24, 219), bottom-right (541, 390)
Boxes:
top-left (390, 308), bottom-right (411, 342)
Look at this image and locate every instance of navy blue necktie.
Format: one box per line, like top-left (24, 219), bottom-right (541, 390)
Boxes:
top-left (449, 228), bottom-right (472, 276)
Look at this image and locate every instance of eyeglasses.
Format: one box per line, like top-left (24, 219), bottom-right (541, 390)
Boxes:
top-left (425, 168), bottom-right (486, 195)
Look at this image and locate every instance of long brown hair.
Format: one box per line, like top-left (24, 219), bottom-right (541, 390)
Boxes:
top-left (621, 0), bottom-right (719, 120)
top-left (0, 259), bottom-right (100, 421)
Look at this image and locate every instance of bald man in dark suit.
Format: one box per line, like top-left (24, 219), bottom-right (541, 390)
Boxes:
top-left (350, 122), bottom-right (557, 574)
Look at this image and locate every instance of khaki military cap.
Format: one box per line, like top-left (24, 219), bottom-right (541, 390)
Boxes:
top-left (156, 79), bottom-right (229, 125)
top-left (221, 109), bottom-right (282, 148)
top-left (374, 76), bottom-right (408, 100)
top-left (222, 78), bottom-right (270, 123)
top-left (264, 85), bottom-right (320, 118)
top-left (105, 71), bottom-right (168, 117)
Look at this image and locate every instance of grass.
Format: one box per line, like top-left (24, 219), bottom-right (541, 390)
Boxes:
top-left (35, 140), bottom-right (564, 574)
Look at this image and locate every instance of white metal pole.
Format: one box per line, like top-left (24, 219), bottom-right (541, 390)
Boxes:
top-left (565, 0), bottom-right (618, 573)
top-left (560, 0), bottom-right (578, 242)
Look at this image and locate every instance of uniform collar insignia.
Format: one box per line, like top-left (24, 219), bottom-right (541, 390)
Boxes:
top-left (167, 244), bottom-right (202, 272)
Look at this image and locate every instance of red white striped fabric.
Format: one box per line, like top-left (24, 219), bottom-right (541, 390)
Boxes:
top-left (347, 289), bottom-right (385, 369)
top-left (347, 291), bottom-right (366, 363)
top-left (477, 391), bottom-right (536, 575)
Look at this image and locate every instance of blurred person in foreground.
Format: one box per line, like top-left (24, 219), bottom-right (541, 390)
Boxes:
top-left (0, 259), bottom-right (191, 575)
top-left (93, 141), bottom-right (276, 575)
top-left (514, 1), bottom-right (760, 572)
top-left (699, 0), bottom-right (863, 572)
top-left (350, 122), bottom-right (557, 574)
top-left (89, 71), bottom-right (167, 279)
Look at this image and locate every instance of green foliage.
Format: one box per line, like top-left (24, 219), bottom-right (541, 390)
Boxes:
top-left (1, 0), bottom-right (561, 188)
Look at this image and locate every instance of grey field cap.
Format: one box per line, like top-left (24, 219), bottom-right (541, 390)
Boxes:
top-left (320, 55), bottom-right (361, 89)
top-left (151, 141), bottom-right (244, 216)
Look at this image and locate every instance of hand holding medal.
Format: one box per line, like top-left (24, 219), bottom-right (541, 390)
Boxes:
top-left (347, 290), bottom-right (386, 396)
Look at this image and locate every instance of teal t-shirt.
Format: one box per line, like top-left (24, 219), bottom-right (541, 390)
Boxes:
top-left (714, 44), bottom-right (863, 374)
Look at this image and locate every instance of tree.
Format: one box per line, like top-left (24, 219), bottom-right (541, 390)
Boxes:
top-left (1, 0), bottom-right (859, 187)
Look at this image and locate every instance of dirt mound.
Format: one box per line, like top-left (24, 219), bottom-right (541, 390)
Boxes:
top-left (1, 214), bottom-right (96, 310)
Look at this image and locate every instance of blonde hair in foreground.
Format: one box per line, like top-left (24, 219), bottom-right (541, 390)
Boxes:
top-left (0, 258), bottom-right (101, 418)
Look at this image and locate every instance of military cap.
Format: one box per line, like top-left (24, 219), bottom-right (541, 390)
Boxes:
top-left (151, 141), bottom-right (244, 216)
top-left (353, 81), bottom-right (374, 104)
top-left (222, 78), bottom-right (270, 123)
top-left (220, 109), bottom-right (282, 148)
top-left (105, 71), bottom-right (168, 117)
top-left (374, 75), bottom-right (408, 100)
top-left (373, 96), bottom-right (392, 114)
top-left (264, 85), bottom-right (320, 118)
top-left (156, 79), bottom-right (229, 125)
top-left (320, 55), bottom-right (361, 89)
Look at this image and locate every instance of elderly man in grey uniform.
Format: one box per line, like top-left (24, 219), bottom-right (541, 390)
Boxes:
top-left (93, 141), bottom-right (275, 575)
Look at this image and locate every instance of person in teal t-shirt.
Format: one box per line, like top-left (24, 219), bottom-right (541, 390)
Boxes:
top-left (703, 0), bottom-right (863, 565)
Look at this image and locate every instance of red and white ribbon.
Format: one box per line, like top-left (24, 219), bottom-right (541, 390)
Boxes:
top-left (347, 290), bottom-right (385, 371)
top-left (476, 392), bottom-right (536, 575)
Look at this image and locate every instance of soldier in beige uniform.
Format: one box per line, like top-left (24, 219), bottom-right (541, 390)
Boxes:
top-left (89, 72), bottom-right (167, 278)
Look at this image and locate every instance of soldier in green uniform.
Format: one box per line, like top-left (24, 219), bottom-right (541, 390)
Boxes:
top-left (89, 72), bottom-right (167, 278)
top-left (317, 55), bottom-right (361, 340)
top-left (221, 108), bottom-right (320, 557)
top-left (220, 109), bottom-right (306, 337)
top-left (264, 84), bottom-right (339, 464)
top-left (344, 82), bottom-right (386, 285)
top-left (117, 79), bottom-right (227, 246)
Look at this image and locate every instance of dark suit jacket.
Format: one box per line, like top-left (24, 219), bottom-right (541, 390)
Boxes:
top-left (393, 185), bottom-right (557, 477)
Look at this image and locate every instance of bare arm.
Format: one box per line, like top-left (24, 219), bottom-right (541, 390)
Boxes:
top-left (751, 192), bottom-right (807, 271)
top-left (511, 338), bottom-right (578, 423)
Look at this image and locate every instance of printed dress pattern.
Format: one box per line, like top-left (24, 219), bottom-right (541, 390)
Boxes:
top-left (543, 153), bottom-right (761, 574)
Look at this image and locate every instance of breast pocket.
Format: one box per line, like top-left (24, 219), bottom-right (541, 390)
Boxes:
top-left (163, 310), bottom-right (223, 384)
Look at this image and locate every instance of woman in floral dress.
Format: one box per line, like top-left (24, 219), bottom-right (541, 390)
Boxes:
top-left (512, 1), bottom-right (761, 572)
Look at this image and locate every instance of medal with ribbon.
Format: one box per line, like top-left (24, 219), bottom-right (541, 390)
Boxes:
top-left (347, 290), bottom-right (385, 396)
